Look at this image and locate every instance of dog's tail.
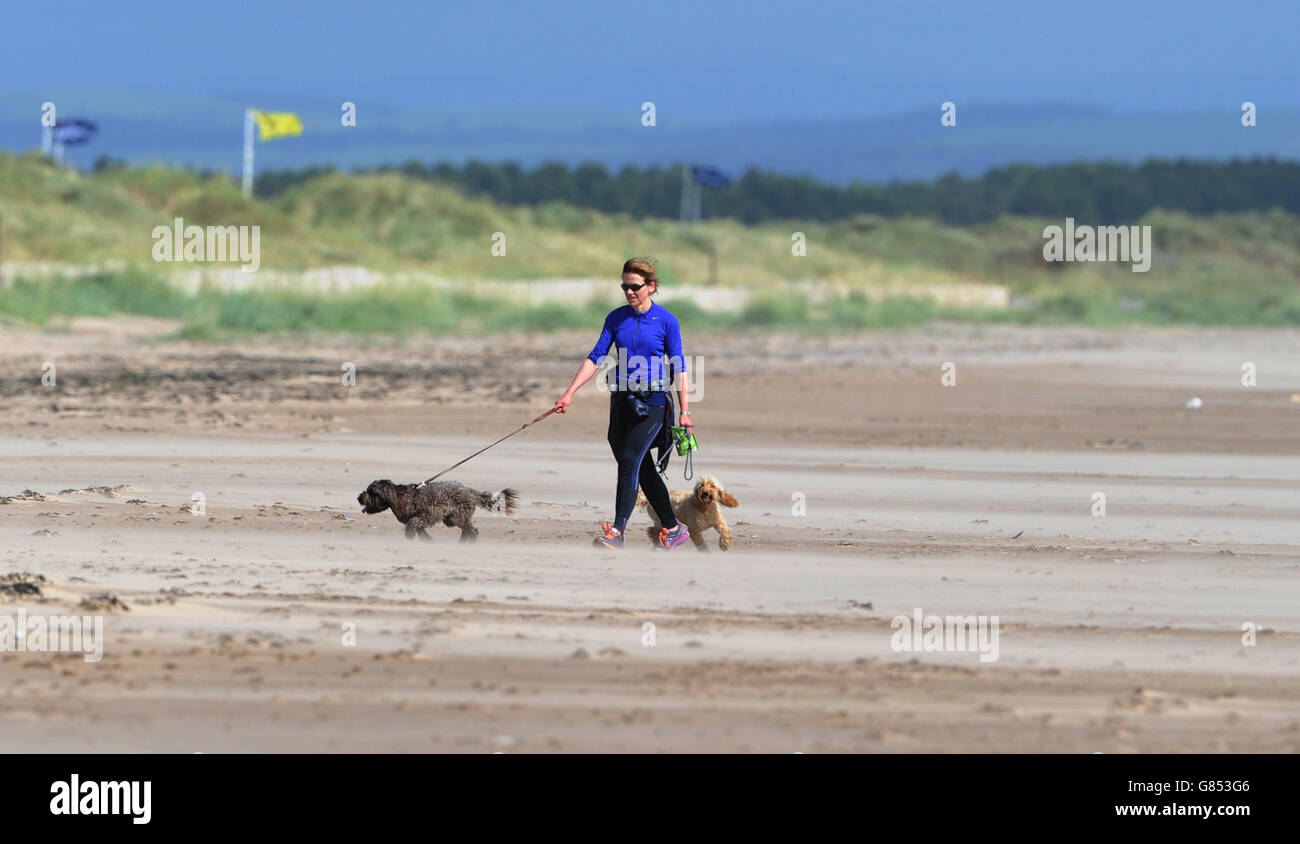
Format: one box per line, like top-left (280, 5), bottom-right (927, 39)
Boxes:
top-left (478, 487), bottom-right (519, 515)
top-left (634, 491), bottom-right (649, 510)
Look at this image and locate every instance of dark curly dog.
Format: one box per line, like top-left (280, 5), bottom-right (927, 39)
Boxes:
top-left (357, 479), bottom-right (518, 542)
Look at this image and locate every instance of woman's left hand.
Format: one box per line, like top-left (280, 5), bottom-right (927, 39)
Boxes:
top-left (679, 411), bottom-right (692, 429)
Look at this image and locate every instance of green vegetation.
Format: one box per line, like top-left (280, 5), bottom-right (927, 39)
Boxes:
top-left (2, 152), bottom-right (1299, 333)
top-left (253, 157), bottom-right (1300, 225)
top-left (0, 271), bottom-right (939, 336)
top-left (5, 266), bottom-right (1300, 338)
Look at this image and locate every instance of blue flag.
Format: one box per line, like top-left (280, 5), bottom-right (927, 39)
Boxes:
top-left (691, 165), bottom-right (732, 189)
top-left (51, 119), bottom-right (98, 146)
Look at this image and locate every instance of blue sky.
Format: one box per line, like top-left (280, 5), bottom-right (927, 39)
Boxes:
top-left (6, 0), bottom-right (1297, 120)
top-left (2, 1), bottom-right (1296, 180)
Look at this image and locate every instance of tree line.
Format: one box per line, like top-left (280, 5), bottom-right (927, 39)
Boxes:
top-left (245, 157), bottom-right (1300, 225)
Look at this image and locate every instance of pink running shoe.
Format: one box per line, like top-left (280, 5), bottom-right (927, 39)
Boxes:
top-left (656, 523), bottom-right (691, 551)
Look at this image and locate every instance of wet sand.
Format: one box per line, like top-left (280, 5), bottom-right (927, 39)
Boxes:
top-left (1, 318), bottom-right (1298, 752)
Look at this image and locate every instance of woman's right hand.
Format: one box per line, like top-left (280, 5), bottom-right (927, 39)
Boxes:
top-left (554, 393), bottom-right (573, 414)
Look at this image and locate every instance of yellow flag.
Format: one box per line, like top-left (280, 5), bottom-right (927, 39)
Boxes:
top-left (253, 110), bottom-right (303, 141)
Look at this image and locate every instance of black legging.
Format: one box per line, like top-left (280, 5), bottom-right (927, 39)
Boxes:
top-left (608, 393), bottom-right (677, 533)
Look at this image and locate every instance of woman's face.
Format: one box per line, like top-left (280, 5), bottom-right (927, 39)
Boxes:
top-left (622, 272), bottom-right (655, 309)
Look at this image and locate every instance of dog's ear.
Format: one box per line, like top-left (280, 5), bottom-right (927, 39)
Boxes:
top-left (718, 488), bottom-right (739, 507)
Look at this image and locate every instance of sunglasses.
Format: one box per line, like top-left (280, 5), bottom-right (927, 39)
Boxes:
top-left (620, 281), bottom-right (650, 292)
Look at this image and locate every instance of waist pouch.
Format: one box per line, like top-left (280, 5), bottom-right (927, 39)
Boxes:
top-left (625, 390), bottom-right (653, 417)
top-left (623, 379), bottom-right (670, 417)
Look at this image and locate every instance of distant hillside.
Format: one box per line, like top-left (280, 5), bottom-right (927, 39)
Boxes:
top-left (3, 93), bottom-right (1299, 184)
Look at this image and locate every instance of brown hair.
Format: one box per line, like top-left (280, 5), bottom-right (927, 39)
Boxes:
top-left (622, 257), bottom-right (659, 291)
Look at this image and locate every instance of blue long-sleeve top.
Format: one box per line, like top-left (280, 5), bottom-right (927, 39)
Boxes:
top-left (587, 302), bottom-right (685, 406)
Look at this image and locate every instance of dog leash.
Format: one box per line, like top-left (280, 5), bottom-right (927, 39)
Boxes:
top-left (421, 407), bottom-right (558, 485)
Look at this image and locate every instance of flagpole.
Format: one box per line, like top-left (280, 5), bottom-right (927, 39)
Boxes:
top-left (679, 164), bottom-right (700, 224)
top-left (242, 108), bottom-right (255, 198)
top-left (679, 164), bottom-right (689, 222)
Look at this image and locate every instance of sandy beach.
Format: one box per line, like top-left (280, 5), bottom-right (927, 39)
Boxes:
top-left (2, 317), bottom-right (1298, 752)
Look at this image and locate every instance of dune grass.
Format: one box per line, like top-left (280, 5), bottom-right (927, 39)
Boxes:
top-left (8, 266), bottom-right (1297, 339)
top-left (0, 270), bottom-right (945, 336)
top-left (2, 152), bottom-right (1299, 329)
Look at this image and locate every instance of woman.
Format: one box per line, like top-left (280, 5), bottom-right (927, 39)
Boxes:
top-left (554, 258), bottom-right (693, 550)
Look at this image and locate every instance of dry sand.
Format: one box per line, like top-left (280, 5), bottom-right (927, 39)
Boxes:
top-left (1, 317), bottom-right (1298, 752)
